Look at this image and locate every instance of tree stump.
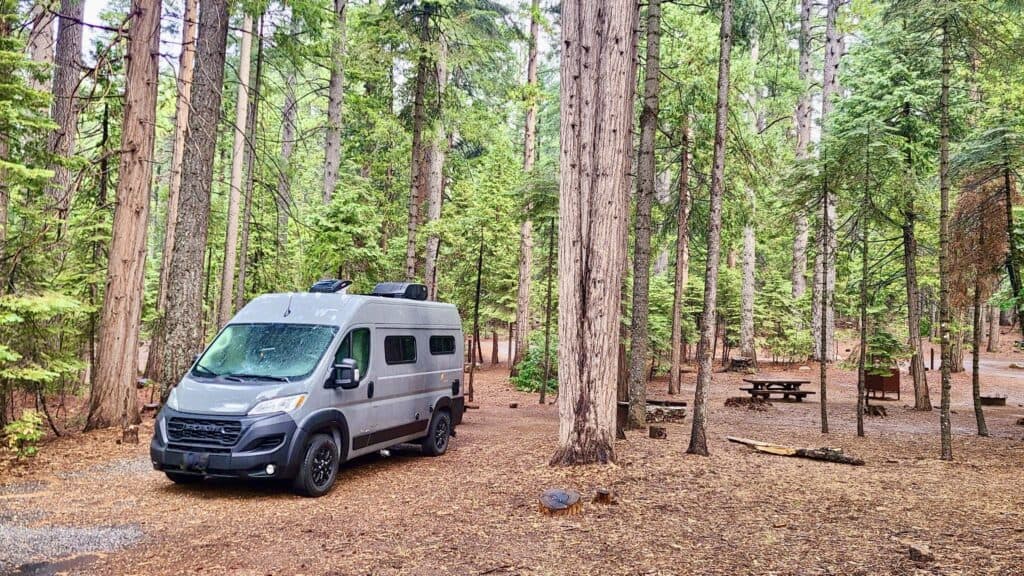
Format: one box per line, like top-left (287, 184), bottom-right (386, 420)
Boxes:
top-left (539, 489), bottom-right (582, 516)
top-left (649, 426), bottom-right (667, 440)
top-left (592, 488), bottom-right (615, 505)
top-left (120, 425), bottom-right (139, 445)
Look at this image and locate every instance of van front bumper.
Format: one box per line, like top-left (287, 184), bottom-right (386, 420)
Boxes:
top-left (150, 407), bottom-right (299, 479)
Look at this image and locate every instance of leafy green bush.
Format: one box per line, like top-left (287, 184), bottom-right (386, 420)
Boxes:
top-left (511, 333), bottom-right (557, 393)
top-left (866, 329), bottom-right (912, 376)
top-left (4, 410), bottom-right (44, 458)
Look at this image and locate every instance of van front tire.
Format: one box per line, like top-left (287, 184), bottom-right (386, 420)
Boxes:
top-left (293, 433), bottom-right (340, 497)
top-left (421, 410), bottom-right (451, 456)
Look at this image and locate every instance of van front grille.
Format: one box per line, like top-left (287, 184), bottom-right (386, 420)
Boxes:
top-left (167, 418), bottom-right (242, 446)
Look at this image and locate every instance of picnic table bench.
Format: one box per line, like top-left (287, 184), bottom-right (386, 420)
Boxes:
top-left (740, 377), bottom-right (816, 402)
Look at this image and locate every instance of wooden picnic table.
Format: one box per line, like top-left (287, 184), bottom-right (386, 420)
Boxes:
top-left (740, 377), bottom-right (815, 402)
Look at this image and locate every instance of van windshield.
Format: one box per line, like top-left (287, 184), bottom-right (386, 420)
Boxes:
top-left (192, 323), bottom-right (338, 382)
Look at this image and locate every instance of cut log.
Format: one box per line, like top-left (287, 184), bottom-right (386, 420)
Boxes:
top-left (724, 396), bottom-right (771, 411)
top-left (539, 489), bottom-right (582, 516)
top-left (465, 404), bottom-right (480, 410)
top-left (645, 405), bottom-right (686, 423)
top-left (649, 426), bottom-right (667, 439)
top-left (726, 436), bottom-right (865, 465)
top-left (592, 488), bottom-right (615, 505)
top-left (141, 402), bottom-right (160, 413)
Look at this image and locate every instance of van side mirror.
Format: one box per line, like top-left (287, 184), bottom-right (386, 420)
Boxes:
top-left (330, 358), bottom-right (360, 390)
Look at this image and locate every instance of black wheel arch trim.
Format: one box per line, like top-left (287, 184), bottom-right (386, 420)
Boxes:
top-left (289, 409), bottom-right (350, 477)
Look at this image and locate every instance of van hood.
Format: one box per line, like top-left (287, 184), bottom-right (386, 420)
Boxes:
top-left (171, 376), bottom-right (310, 416)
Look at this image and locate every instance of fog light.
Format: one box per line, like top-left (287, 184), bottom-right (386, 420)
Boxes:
top-left (265, 464), bottom-right (276, 475)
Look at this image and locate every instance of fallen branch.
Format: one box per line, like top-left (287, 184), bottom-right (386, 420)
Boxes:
top-left (726, 436), bottom-right (865, 466)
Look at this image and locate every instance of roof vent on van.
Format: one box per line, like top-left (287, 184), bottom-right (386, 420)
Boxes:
top-left (371, 282), bottom-right (428, 301)
top-left (309, 279), bottom-right (352, 294)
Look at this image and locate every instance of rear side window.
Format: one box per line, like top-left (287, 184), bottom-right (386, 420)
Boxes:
top-left (429, 335), bottom-right (456, 355)
top-left (384, 335), bottom-right (417, 365)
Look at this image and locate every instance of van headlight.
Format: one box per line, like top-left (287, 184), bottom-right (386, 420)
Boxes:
top-left (248, 394), bottom-right (307, 416)
top-left (165, 387), bottom-right (180, 411)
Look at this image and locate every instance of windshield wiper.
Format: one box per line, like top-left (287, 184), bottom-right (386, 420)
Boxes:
top-left (192, 363), bottom-right (221, 378)
top-left (222, 373), bottom-right (291, 383)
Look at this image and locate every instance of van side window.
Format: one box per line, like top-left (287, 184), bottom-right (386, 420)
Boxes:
top-left (384, 335), bottom-right (417, 365)
top-left (429, 335), bottom-right (456, 355)
top-left (336, 328), bottom-right (370, 378)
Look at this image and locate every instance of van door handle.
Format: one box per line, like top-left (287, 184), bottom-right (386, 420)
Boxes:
top-left (367, 381), bottom-right (374, 399)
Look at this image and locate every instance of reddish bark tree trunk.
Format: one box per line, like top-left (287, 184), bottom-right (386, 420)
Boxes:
top-left (552, 0), bottom-right (639, 466)
top-left (86, 0), bottom-right (161, 430)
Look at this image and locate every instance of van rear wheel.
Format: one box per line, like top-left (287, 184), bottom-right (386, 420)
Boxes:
top-left (421, 410), bottom-right (451, 456)
top-left (293, 433), bottom-right (339, 497)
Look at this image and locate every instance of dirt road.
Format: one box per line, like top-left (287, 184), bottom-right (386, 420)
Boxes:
top-left (2, 364), bottom-right (1023, 575)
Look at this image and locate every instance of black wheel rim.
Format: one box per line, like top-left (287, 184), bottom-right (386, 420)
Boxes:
top-left (434, 417), bottom-right (449, 451)
top-left (311, 445), bottom-right (334, 488)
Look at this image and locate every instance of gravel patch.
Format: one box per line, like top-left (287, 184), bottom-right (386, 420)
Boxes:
top-left (0, 523), bottom-right (143, 573)
top-left (57, 457), bottom-right (152, 480)
top-left (0, 482), bottom-right (45, 497)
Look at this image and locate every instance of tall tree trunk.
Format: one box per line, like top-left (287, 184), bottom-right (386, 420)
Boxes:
top-left (85, 0), bottom-right (161, 430)
top-left (904, 207), bottom-right (931, 410)
top-left (27, 1), bottom-right (55, 91)
top-left (791, 0), bottom-right (812, 300)
top-left (512, 0), bottom-right (541, 376)
top-left (217, 13), bottom-right (254, 328)
top-left (972, 280), bottom-right (988, 436)
top-left (1003, 167), bottom-right (1024, 337)
top-left (0, 5), bottom-right (9, 255)
top-left (687, 0), bottom-right (733, 457)
top-left (236, 17), bottom-right (263, 310)
top-left (816, 0), bottom-right (842, 433)
top-left (739, 37), bottom-right (760, 363)
top-left (627, 0), bottom-right (662, 429)
top-left (47, 0), bottom-right (84, 221)
top-left (422, 44), bottom-right (447, 299)
top-left (406, 56), bottom-right (429, 281)
top-left (856, 148), bottom-right (871, 438)
top-left (322, 0), bottom-right (347, 203)
top-left (162, 0), bottom-right (231, 393)
top-left (901, 102), bottom-right (931, 410)
top-left (551, 0), bottom-right (638, 466)
top-left (938, 21), bottom-right (952, 461)
top-left (668, 117), bottom-right (692, 395)
top-left (739, 198), bottom-right (755, 360)
top-left (987, 304), bottom-right (999, 352)
top-left (539, 218), bottom-right (554, 405)
top-left (145, 0), bottom-right (197, 385)
top-left (467, 234), bottom-right (483, 401)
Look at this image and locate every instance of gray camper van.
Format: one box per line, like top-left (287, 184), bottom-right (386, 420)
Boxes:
top-left (150, 281), bottom-right (465, 497)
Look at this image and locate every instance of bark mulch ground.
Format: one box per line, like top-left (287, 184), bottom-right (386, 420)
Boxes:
top-left (1, 362), bottom-right (1023, 575)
